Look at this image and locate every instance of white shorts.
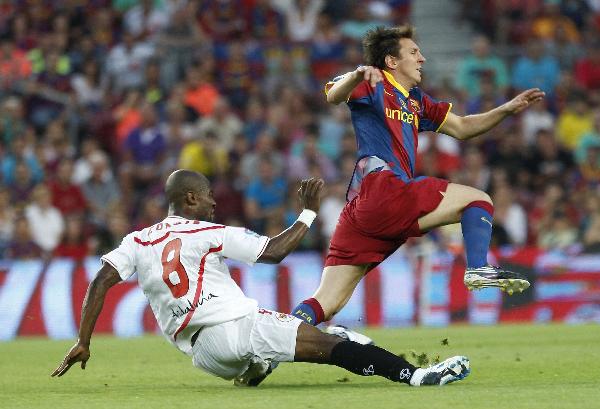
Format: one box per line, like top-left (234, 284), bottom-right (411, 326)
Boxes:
top-left (191, 307), bottom-right (302, 380)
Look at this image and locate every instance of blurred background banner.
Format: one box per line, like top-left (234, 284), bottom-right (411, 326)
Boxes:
top-left (1, 248), bottom-right (599, 341)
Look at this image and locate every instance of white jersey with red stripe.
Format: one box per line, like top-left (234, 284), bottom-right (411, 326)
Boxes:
top-left (101, 215), bottom-right (269, 355)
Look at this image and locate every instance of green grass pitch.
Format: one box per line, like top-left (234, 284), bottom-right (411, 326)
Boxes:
top-left (1, 323), bottom-right (599, 409)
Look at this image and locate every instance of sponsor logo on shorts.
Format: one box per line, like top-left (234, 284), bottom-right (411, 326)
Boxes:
top-left (275, 312), bottom-right (296, 322)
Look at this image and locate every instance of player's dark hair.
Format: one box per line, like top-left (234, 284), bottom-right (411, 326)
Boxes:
top-left (165, 169), bottom-right (210, 208)
top-left (363, 25), bottom-right (415, 69)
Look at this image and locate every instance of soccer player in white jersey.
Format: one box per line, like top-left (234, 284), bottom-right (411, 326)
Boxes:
top-left (52, 169), bottom-right (470, 387)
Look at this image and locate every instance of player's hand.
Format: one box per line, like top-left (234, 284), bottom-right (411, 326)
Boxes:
top-left (505, 88), bottom-right (545, 114)
top-left (355, 66), bottom-right (383, 88)
top-left (298, 177), bottom-right (325, 213)
top-left (51, 342), bottom-right (90, 377)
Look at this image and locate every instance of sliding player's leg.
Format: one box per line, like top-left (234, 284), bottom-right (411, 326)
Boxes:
top-left (295, 323), bottom-right (470, 386)
top-left (417, 182), bottom-right (529, 294)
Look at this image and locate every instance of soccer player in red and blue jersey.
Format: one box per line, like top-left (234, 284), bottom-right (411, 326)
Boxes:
top-left (291, 25), bottom-right (545, 332)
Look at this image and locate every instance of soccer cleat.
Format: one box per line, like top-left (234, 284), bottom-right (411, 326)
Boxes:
top-left (233, 360), bottom-right (279, 387)
top-left (324, 325), bottom-right (374, 345)
top-left (410, 355), bottom-right (470, 386)
top-left (464, 265), bottom-right (530, 295)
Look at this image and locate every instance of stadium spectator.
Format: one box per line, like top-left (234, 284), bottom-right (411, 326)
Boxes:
top-left (538, 210), bottom-right (579, 250)
top-left (576, 109), bottom-right (600, 164)
top-left (455, 35), bottom-right (508, 98)
top-left (105, 31), bottom-right (154, 93)
top-left (556, 91), bottom-right (593, 149)
top-left (581, 191), bottom-right (600, 252)
top-left (0, 96), bottom-right (27, 146)
top-left (241, 99), bottom-right (270, 147)
top-left (526, 128), bottom-right (575, 190)
top-left (72, 139), bottom-right (106, 185)
top-left (183, 65), bottom-right (221, 118)
top-left (240, 131), bottom-right (285, 184)
top-left (520, 99), bottom-right (555, 145)
top-left (196, 97), bottom-right (243, 152)
top-left (7, 160), bottom-right (37, 207)
top-left (155, 1), bottom-right (206, 90)
top-left (288, 133), bottom-right (338, 182)
top-left (5, 215), bottom-right (42, 260)
top-left (545, 24), bottom-right (584, 71)
top-left (26, 50), bottom-right (73, 131)
top-left (532, 0), bottom-right (580, 43)
top-left (272, 0), bottom-right (325, 42)
top-left (310, 13), bottom-right (345, 82)
top-left (178, 130), bottom-right (229, 179)
top-left (576, 140), bottom-right (600, 188)
top-left (511, 39), bottom-right (560, 96)
top-left (245, 159), bottom-right (287, 232)
top-left (24, 184), bottom-right (64, 254)
top-left (491, 184), bottom-right (528, 246)
top-left (81, 152), bottom-right (121, 226)
top-left (2, 135), bottom-right (44, 185)
top-left (123, 0), bottom-right (168, 40)
top-left (121, 102), bottom-right (167, 189)
top-left (0, 188), bottom-right (15, 256)
top-left (92, 209), bottom-right (130, 256)
top-left (70, 59), bottom-right (106, 110)
top-left (454, 146), bottom-right (491, 192)
top-left (54, 215), bottom-right (90, 259)
top-left (0, 34), bottom-right (32, 94)
top-left (339, 3), bottom-right (384, 41)
top-left (574, 41), bottom-right (600, 90)
top-left (48, 159), bottom-right (88, 217)
top-left (317, 104), bottom-right (348, 161)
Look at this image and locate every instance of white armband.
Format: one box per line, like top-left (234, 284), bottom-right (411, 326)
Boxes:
top-left (297, 209), bottom-right (317, 227)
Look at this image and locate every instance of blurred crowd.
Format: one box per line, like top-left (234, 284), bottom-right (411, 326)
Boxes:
top-left (0, 0), bottom-right (599, 262)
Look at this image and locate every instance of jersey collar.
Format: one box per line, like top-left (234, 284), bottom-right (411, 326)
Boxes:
top-left (382, 70), bottom-right (409, 98)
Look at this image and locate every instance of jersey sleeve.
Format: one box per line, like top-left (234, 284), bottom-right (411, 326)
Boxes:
top-left (101, 232), bottom-right (137, 281)
top-left (418, 92), bottom-right (452, 133)
top-left (220, 226), bottom-right (269, 266)
top-left (325, 71), bottom-right (375, 106)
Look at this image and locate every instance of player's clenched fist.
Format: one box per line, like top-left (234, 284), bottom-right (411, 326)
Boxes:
top-left (298, 178), bottom-right (324, 213)
top-left (355, 65), bottom-right (383, 87)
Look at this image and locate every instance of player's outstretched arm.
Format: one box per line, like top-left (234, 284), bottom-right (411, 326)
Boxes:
top-left (439, 88), bottom-right (545, 140)
top-left (51, 264), bottom-right (122, 377)
top-left (326, 66), bottom-right (382, 105)
top-left (258, 178), bottom-right (324, 264)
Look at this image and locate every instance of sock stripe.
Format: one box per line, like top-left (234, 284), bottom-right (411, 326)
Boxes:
top-left (464, 200), bottom-right (494, 216)
top-left (303, 297), bottom-right (325, 324)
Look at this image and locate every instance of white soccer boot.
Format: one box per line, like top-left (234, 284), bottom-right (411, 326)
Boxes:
top-left (233, 360), bottom-right (278, 387)
top-left (324, 325), bottom-right (374, 345)
top-left (409, 355), bottom-right (470, 386)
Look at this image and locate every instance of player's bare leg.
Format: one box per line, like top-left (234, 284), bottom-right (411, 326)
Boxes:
top-left (418, 183), bottom-right (530, 294)
top-left (290, 264), bottom-right (373, 344)
top-left (294, 323), bottom-right (470, 386)
top-left (312, 264), bottom-right (368, 321)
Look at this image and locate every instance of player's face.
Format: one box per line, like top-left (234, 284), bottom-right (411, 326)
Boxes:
top-left (396, 38), bottom-right (426, 87)
top-left (194, 188), bottom-right (216, 222)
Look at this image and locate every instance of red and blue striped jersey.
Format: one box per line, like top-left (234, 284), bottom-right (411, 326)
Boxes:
top-left (326, 70), bottom-right (452, 200)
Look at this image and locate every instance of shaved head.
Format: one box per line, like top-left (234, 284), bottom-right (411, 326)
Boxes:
top-left (165, 169), bottom-right (210, 208)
